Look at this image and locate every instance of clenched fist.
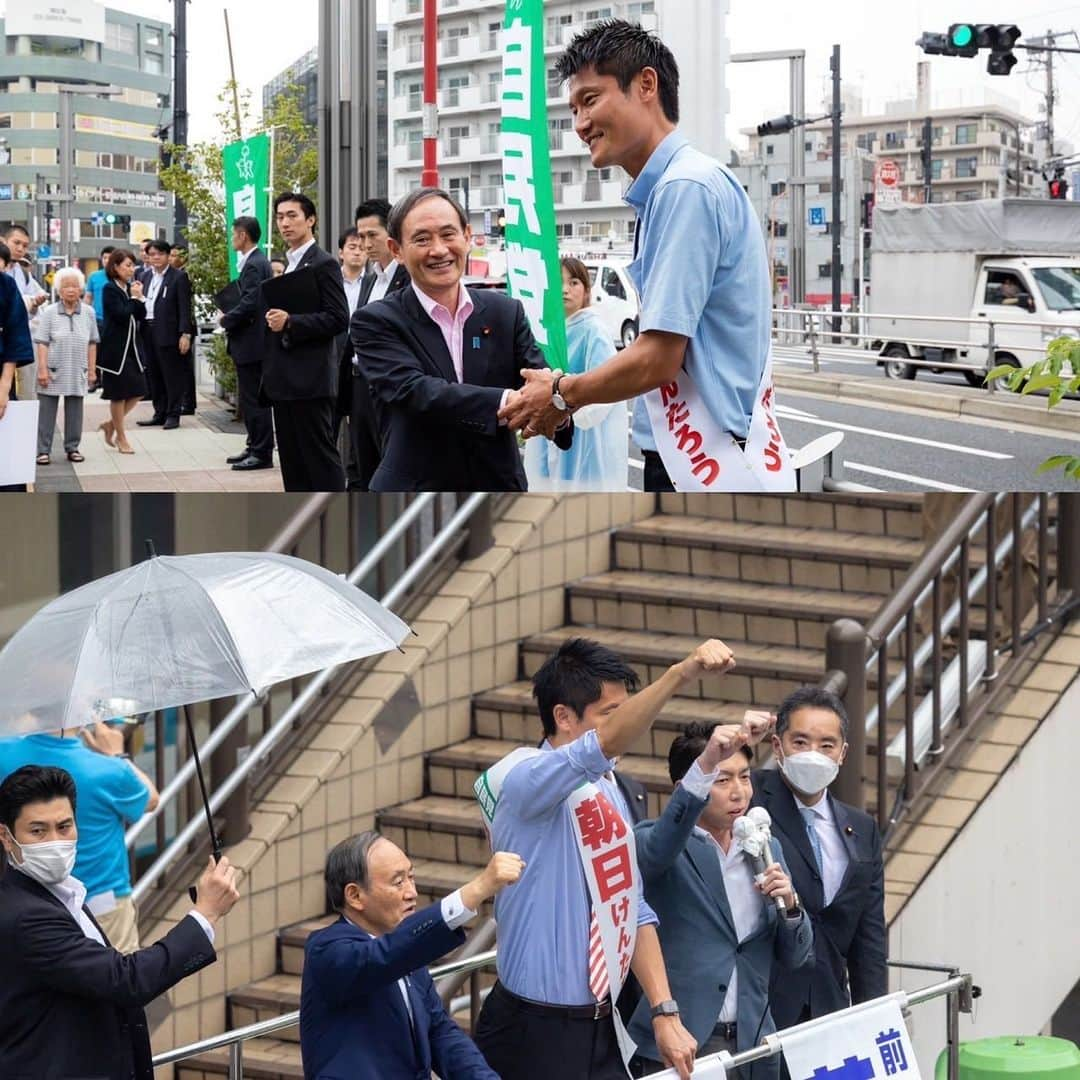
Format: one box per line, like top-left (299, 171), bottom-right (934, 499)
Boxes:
top-left (698, 724), bottom-right (750, 771)
top-left (741, 710), bottom-right (776, 746)
top-left (461, 851), bottom-right (526, 912)
top-left (676, 639), bottom-right (736, 684)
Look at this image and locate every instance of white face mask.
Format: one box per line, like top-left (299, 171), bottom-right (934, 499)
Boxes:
top-left (7, 836), bottom-right (77, 886)
top-left (779, 749), bottom-right (839, 797)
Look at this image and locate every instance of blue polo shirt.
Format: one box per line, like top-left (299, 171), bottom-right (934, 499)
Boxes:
top-left (625, 131), bottom-right (772, 449)
top-left (85, 268), bottom-right (108, 321)
top-left (0, 734), bottom-right (149, 901)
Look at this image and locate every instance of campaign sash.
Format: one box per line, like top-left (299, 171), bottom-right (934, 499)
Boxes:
top-left (644, 352), bottom-right (797, 492)
top-left (474, 749), bottom-right (640, 1070)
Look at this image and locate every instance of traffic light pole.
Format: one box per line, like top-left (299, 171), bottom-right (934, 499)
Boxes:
top-left (830, 45), bottom-right (841, 336)
top-left (173, 0), bottom-right (188, 242)
top-left (1045, 29), bottom-right (1055, 159)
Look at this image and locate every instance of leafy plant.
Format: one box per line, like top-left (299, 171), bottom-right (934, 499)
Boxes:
top-left (985, 335), bottom-right (1080, 481)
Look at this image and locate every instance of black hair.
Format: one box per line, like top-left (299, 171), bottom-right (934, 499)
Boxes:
top-left (387, 188), bottom-right (468, 244)
top-left (2, 224), bottom-right (30, 240)
top-left (232, 216), bottom-right (262, 244)
top-left (668, 722), bottom-right (752, 784)
top-left (270, 255), bottom-right (287, 268)
top-left (355, 198), bottom-right (393, 229)
top-left (532, 637), bottom-right (640, 738)
top-left (0, 241), bottom-right (9, 267)
top-left (0, 766), bottom-right (77, 832)
top-left (776, 687), bottom-right (849, 742)
top-left (338, 226), bottom-right (361, 250)
top-left (100, 245), bottom-right (116, 259)
top-left (554, 18), bottom-right (680, 124)
top-left (274, 192), bottom-right (318, 221)
top-left (325, 830), bottom-right (383, 912)
top-left (146, 239), bottom-right (172, 255)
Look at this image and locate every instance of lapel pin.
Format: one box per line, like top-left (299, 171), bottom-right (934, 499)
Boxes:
top-left (844, 825), bottom-right (854, 836)
top-left (482, 326), bottom-right (492, 336)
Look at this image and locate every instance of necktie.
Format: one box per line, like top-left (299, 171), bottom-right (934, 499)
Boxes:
top-left (588, 909), bottom-right (610, 1001)
top-left (800, 806), bottom-right (824, 875)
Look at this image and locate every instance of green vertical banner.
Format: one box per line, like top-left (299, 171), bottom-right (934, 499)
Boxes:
top-left (501, 0), bottom-right (568, 372)
top-left (222, 132), bottom-right (271, 281)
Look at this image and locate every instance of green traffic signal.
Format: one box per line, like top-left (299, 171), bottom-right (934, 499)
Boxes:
top-left (951, 24), bottom-right (974, 47)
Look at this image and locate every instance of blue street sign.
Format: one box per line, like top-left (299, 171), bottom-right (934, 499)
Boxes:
top-left (37, 245), bottom-right (51, 259)
top-left (809, 207), bottom-right (827, 227)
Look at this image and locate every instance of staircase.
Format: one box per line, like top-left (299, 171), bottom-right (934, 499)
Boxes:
top-left (176, 494), bottom-right (927, 1079)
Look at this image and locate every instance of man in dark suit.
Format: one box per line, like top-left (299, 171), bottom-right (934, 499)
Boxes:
top-left (135, 239), bottom-right (194, 430)
top-left (0, 764), bottom-right (240, 1080)
top-left (169, 246), bottom-right (198, 415)
top-left (261, 192), bottom-right (349, 491)
top-left (300, 830), bottom-right (522, 1080)
top-left (750, 687), bottom-right (887, 1029)
top-left (220, 215), bottom-right (275, 470)
top-left (350, 187), bottom-right (572, 492)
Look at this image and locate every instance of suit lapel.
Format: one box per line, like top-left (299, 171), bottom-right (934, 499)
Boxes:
top-left (685, 833), bottom-right (737, 937)
top-left (297, 244), bottom-right (320, 272)
top-left (391, 264), bottom-right (411, 293)
top-left (402, 287), bottom-right (458, 384)
top-left (462, 290), bottom-right (488, 386)
top-left (828, 795), bottom-right (861, 898)
top-left (359, 274), bottom-right (375, 307)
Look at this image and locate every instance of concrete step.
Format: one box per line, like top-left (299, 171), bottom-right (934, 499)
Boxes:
top-left (612, 515), bottom-right (923, 594)
top-left (229, 975), bottom-right (302, 1043)
top-left (377, 795), bottom-right (492, 872)
top-left (566, 569), bottom-right (883, 651)
top-left (176, 1036), bottom-right (303, 1080)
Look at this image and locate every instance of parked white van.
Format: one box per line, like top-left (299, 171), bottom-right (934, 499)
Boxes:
top-left (580, 259), bottom-right (640, 349)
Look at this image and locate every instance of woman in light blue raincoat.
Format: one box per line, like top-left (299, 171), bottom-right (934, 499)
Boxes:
top-left (525, 256), bottom-right (628, 490)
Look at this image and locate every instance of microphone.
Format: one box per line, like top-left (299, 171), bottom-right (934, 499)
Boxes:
top-left (737, 808), bottom-right (787, 916)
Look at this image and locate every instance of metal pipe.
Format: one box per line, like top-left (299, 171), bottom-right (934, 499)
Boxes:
top-left (826, 619), bottom-right (867, 808)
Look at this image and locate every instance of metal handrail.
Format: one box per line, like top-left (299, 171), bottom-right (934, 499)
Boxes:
top-left (130, 493), bottom-right (490, 902)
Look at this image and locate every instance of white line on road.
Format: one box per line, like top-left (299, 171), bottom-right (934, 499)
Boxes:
top-left (778, 414), bottom-right (1013, 459)
top-left (775, 404), bottom-right (821, 420)
top-left (843, 461), bottom-right (971, 492)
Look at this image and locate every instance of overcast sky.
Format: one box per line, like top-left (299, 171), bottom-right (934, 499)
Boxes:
top-left (57, 0), bottom-right (1080, 157)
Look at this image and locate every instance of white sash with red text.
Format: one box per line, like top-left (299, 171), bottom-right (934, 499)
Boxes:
top-left (475, 752), bottom-right (639, 1071)
top-left (644, 352), bottom-right (796, 492)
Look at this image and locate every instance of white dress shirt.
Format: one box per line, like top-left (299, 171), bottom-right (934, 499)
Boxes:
top-left (800, 794), bottom-right (849, 907)
top-left (236, 248), bottom-right (251, 273)
top-left (145, 269), bottom-right (166, 320)
top-left (285, 238), bottom-right (317, 273)
top-left (13, 866), bottom-right (215, 946)
top-left (342, 271), bottom-right (365, 315)
top-left (368, 259), bottom-right (400, 304)
top-left (680, 759), bottom-right (765, 1023)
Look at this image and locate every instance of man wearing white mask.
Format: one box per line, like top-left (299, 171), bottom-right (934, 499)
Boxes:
top-left (0, 765), bottom-right (241, 1080)
top-left (749, 688), bottom-right (886, 1030)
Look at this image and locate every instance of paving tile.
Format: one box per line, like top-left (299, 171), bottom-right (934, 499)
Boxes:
top-left (980, 713), bottom-right (1038, 746)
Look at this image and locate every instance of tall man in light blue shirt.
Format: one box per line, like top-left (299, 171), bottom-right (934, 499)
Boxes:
top-left (500, 20), bottom-right (778, 492)
top-left (474, 635), bottom-right (737, 1080)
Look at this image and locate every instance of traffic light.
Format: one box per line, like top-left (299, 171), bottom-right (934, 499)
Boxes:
top-left (918, 24), bottom-right (1022, 75)
top-left (986, 24), bottom-right (1021, 75)
top-left (947, 23), bottom-right (981, 57)
top-left (757, 114), bottom-right (796, 137)
top-left (1049, 170), bottom-right (1069, 200)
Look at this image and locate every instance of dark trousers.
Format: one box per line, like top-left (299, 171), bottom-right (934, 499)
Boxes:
top-left (642, 450), bottom-right (675, 493)
top-left (182, 348), bottom-right (196, 411)
top-left (236, 363), bottom-right (274, 462)
top-left (348, 372), bottom-right (383, 492)
top-left (143, 328), bottom-right (184, 419)
top-left (475, 981), bottom-right (627, 1080)
top-left (271, 398), bottom-right (345, 491)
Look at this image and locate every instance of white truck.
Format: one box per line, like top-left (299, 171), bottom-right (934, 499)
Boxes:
top-left (868, 198), bottom-right (1080, 388)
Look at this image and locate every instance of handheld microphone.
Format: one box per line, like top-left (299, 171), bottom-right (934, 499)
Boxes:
top-left (739, 808), bottom-right (786, 916)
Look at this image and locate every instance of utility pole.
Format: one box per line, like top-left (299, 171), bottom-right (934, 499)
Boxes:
top-left (173, 0), bottom-right (189, 241)
top-left (830, 44), bottom-right (842, 336)
top-left (1045, 28), bottom-right (1055, 160)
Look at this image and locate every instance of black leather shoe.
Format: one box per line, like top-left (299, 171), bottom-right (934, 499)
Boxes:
top-left (181, 408), bottom-right (196, 416)
top-left (137, 416), bottom-right (165, 427)
top-left (163, 417), bottom-right (180, 430)
top-left (226, 450), bottom-right (252, 465)
top-left (231, 456), bottom-right (273, 471)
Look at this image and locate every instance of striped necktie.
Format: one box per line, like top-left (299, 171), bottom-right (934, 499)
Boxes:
top-left (800, 805), bottom-right (824, 874)
top-left (588, 909), bottom-right (610, 1001)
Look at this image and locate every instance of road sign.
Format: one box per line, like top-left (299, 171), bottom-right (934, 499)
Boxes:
top-left (809, 207), bottom-right (827, 227)
top-left (37, 245), bottom-right (52, 259)
top-left (876, 159), bottom-right (902, 207)
top-left (879, 160), bottom-right (900, 187)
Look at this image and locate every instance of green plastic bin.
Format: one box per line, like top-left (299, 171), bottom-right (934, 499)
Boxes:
top-left (936, 1037), bottom-right (1080, 1080)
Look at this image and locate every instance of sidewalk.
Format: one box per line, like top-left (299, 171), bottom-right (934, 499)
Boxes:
top-left (32, 389), bottom-right (284, 493)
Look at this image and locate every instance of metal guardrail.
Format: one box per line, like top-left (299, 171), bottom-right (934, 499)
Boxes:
top-left (128, 493), bottom-right (495, 905)
top-left (151, 950), bottom-right (974, 1080)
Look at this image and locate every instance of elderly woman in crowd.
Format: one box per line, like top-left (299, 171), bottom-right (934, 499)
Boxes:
top-left (98, 247), bottom-right (147, 455)
top-left (33, 266), bottom-right (100, 465)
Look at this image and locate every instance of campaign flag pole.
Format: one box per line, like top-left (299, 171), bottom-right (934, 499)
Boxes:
top-left (422, 0), bottom-right (439, 187)
top-left (500, 0), bottom-right (568, 374)
top-left (222, 133), bottom-right (272, 280)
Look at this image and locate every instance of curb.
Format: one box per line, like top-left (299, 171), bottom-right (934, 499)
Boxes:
top-left (774, 372), bottom-right (1080, 437)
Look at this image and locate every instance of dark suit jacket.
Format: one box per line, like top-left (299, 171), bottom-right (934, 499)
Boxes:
top-left (221, 249), bottom-right (273, 367)
top-left (629, 785), bottom-right (813, 1078)
top-left (143, 266), bottom-right (193, 347)
top-left (750, 769), bottom-right (887, 1028)
top-left (299, 904), bottom-right (497, 1080)
top-left (0, 868), bottom-right (216, 1080)
top-left (100, 279), bottom-right (146, 374)
top-left (351, 285), bottom-right (572, 492)
top-left (259, 244), bottom-right (350, 402)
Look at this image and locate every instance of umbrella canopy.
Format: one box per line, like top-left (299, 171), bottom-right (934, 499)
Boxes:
top-left (0, 552), bottom-right (411, 735)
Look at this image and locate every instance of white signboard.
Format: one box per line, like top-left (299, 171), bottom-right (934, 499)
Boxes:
top-left (0, 402), bottom-right (41, 487)
top-left (876, 160), bottom-right (902, 208)
top-left (3, 0), bottom-right (106, 44)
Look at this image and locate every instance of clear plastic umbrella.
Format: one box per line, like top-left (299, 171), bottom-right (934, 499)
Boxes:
top-left (0, 551), bottom-right (411, 863)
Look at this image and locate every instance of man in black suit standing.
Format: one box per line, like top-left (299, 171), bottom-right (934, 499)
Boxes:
top-left (0, 765), bottom-right (240, 1080)
top-left (350, 188), bottom-right (572, 492)
top-left (135, 239), bottom-right (194, 430)
top-left (261, 192), bottom-right (349, 491)
top-left (220, 215), bottom-right (275, 470)
top-left (750, 687), bottom-right (887, 1029)
top-left (347, 197), bottom-right (411, 491)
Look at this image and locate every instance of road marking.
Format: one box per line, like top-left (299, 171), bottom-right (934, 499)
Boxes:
top-left (843, 461), bottom-right (970, 492)
top-left (778, 414), bottom-right (1012, 459)
top-left (773, 353), bottom-right (877, 368)
top-left (775, 404), bottom-right (820, 420)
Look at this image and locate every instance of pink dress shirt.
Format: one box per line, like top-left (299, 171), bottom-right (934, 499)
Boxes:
top-left (411, 281), bottom-right (474, 383)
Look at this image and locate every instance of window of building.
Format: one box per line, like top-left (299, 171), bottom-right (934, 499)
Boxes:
top-left (12, 147), bottom-right (58, 166)
top-left (818, 182), bottom-right (832, 195)
top-left (955, 123), bottom-right (977, 145)
top-left (931, 159), bottom-right (943, 180)
top-left (856, 133), bottom-right (876, 151)
top-left (956, 189), bottom-right (981, 202)
top-left (956, 156), bottom-right (977, 178)
top-left (805, 140), bottom-right (813, 153)
top-left (144, 27), bottom-right (163, 48)
top-left (884, 130), bottom-right (904, 148)
top-left (584, 8), bottom-right (614, 23)
top-left (770, 181), bottom-right (786, 196)
top-left (144, 52), bottom-right (163, 75)
top-left (766, 144), bottom-right (774, 157)
top-left (627, 2), bottom-right (656, 17)
top-left (554, 222), bottom-right (573, 238)
top-left (106, 22), bottom-right (137, 53)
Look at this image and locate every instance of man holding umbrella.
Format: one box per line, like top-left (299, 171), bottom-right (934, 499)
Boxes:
top-left (0, 764), bottom-right (240, 1080)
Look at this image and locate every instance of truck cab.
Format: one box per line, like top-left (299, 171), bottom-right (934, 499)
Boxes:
top-left (580, 259), bottom-right (640, 349)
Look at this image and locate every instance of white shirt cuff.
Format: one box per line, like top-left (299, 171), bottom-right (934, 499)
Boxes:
top-left (188, 909), bottom-right (216, 945)
top-left (498, 388), bottom-right (511, 425)
top-left (441, 889), bottom-right (478, 931)
top-left (680, 757), bottom-right (719, 800)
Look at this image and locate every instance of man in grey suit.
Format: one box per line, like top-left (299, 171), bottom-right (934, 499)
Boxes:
top-left (220, 216), bottom-right (274, 469)
top-left (628, 717), bottom-right (813, 1078)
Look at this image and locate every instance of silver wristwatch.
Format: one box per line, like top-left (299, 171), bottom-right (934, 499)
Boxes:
top-left (551, 371), bottom-right (569, 412)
